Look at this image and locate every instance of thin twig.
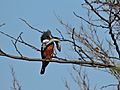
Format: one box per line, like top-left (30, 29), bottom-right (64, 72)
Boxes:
top-left (0, 31), bottom-right (41, 52)
top-left (12, 32), bottom-right (23, 57)
top-left (10, 66), bottom-right (22, 90)
top-left (73, 12), bottom-right (108, 28)
top-left (12, 40), bottom-right (23, 57)
top-left (64, 80), bottom-right (71, 90)
top-left (19, 18), bottom-right (44, 33)
top-left (15, 32), bottom-right (23, 44)
top-left (101, 83), bottom-right (120, 89)
top-left (84, 0), bottom-right (108, 23)
top-left (56, 28), bottom-right (65, 39)
top-left (109, 21), bottom-right (120, 58)
top-left (71, 28), bottom-right (86, 61)
top-left (0, 23), bottom-right (5, 27)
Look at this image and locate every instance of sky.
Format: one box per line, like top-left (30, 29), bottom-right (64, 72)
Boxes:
top-left (0, 0), bottom-right (117, 90)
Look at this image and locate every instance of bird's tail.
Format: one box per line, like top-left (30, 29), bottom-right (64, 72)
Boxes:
top-left (40, 61), bottom-right (49, 75)
top-left (40, 67), bottom-right (45, 74)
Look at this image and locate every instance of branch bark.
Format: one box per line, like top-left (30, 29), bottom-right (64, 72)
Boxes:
top-left (0, 49), bottom-right (114, 68)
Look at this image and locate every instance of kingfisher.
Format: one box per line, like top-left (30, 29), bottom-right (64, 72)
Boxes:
top-left (40, 30), bottom-right (61, 74)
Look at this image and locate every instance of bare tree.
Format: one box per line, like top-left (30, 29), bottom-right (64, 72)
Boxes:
top-left (0, 0), bottom-right (120, 90)
top-left (57, 0), bottom-right (120, 89)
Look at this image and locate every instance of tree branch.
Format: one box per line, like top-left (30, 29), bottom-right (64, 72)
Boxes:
top-left (0, 23), bottom-right (5, 27)
top-left (101, 83), bottom-right (120, 89)
top-left (10, 66), bottom-right (22, 90)
top-left (109, 21), bottom-right (120, 58)
top-left (19, 18), bottom-right (43, 33)
top-left (64, 80), bottom-right (71, 90)
top-left (84, 0), bottom-right (108, 23)
top-left (0, 49), bottom-right (114, 68)
top-left (73, 12), bottom-right (108, 28)
top-left (11, 32), bottom-right (23, 57)
top-left (56, 28), bottom-right (65, 39)
top-left (0, 30), bottom-right (41, 52)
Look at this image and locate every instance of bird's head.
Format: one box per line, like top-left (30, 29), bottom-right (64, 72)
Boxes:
top-left (41, 30), bottom-right (52, 43)
top-left (41, 30), bottom-right (61, 51)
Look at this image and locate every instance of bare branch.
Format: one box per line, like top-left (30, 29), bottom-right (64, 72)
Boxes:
top-left (73, 12), bottom-right (108, 28)
top-left (19, 18), bottom-right (43, 33)
top-left (71, 28), bottom-right (86, 61)
top-left (84, 0), bottom-right (108, 23)
top-left (0, 49), bottom-right (114, 68)
top-left (109, 21), bottom-right (120, 58)
top-left (70, 66), bottom-right (90, 90)
top-left (0, 30), bottom-right (40, 52)
top-left (0, 23), bottom-right (5, 27)
top-left (10, 66), bottom-right (22, 90)
top-left (11, 32), bottom-right (23, 57)
top-left (56, 28), bottom-right (65, 39)
top-left (64, 80), bottom-right (71, 90)
top-left (15, 32), bottom-right (23, 44)
top-left (101, 83), bottom-right (120, 89)
top-left (12, 40), bottom-right (23, 57)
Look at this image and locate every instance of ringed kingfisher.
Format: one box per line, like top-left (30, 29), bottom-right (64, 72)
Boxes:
top-left (40, 30), bottom-right (61, 74)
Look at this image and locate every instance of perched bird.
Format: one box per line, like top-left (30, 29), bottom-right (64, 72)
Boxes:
top-left (40, 30), bottom-right (61, 74)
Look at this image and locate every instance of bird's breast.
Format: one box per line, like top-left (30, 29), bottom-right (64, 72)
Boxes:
top-left (43, 43), bottom-right (54, 60)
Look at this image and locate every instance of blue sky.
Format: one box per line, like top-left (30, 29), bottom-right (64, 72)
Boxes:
top-left (0, 0), bottom-right (117, 90)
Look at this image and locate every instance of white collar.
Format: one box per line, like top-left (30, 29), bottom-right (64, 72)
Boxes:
top-left (42, 38), bottom-right (59, 45)
top-left (42, 39), bottom-right (49, 43)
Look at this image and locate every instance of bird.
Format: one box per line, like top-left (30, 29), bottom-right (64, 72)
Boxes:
top-left (40, 30), bottom-right (61, 74)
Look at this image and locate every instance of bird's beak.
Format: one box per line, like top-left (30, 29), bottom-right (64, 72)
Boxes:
top-left (49, 34), bottom-right (52, 39)
top-left (56, 42), bottom-right (61, 52)
top-left (46, 37), bottom-right (61, 52)
top-left (53, 37), bottom-right (61, 52)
